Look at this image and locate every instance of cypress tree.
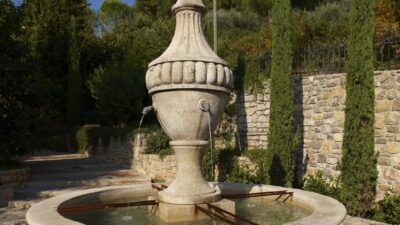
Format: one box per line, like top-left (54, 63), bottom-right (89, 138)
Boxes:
top-left (266, 0), bottom-right (296, 187)
top-left (340, 0), bottom-right (377, 217)
top-left (67, 16), bottom-right (83, 126)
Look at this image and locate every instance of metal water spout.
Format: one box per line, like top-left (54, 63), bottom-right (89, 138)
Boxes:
top-left (145, 0), bottom-right (233, 205)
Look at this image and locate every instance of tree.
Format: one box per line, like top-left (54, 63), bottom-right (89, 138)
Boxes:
top-left (266, 0), bottom-right (296, 187)
top-left (67, 16), bottom-right (83, 126)
top-left (134, 0), bottom-right (173, 17)
top-left (0, 0), bottom-right (35, 159)
top-left (87, 57), bottom-right (145, 126)
top-left (375, 0), bottom-right (399, 39)
top-left (340, 0), bottom-right (377, 217)
top-left (22, 0), bottom-right (90, 124)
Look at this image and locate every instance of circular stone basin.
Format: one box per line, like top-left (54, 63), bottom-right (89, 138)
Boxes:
top-left (26, 183), bottom-right (347, 225)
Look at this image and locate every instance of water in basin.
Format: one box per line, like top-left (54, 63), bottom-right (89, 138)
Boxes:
top-left (62, 197), bottom-right (311, 225)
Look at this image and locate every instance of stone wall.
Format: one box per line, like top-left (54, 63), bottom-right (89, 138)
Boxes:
top-left (235, 70), bottom-right (400, 199)
top-left (93, 134), bottom-right (177, 182)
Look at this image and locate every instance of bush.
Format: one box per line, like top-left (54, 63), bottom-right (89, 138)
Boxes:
top-left (371, 190), bottom-right (400, 224)
top-left (88, 59), bottom-right (145, 126)
top-left (144, 128), bottom-right (172, 158)
top-left (75, 124), bottom-right (132, 154)
top-left (41, 133), bottom-right (76, 152)
top-left (226, 157), bottom-right (261, 184)
top-left (303, 171), bottom-right (340, 200)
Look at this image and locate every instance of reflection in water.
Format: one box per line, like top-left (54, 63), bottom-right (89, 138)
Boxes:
top-left (62, 197), bottom-right (311, 225)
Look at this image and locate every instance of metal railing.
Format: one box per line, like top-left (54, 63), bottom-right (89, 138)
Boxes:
top-left (256, 35), bottom-right (400, 76)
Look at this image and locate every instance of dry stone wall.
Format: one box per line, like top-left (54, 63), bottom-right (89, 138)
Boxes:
top-left (93, 135), bottom-right (177, 182)
top-left (236, 70), bottom-right (400, 199)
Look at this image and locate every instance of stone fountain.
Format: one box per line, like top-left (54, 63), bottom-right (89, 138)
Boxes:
top-left (145, 0), bottom-right (233, 206)
top-left (25, 1), bottom-right (347, 224)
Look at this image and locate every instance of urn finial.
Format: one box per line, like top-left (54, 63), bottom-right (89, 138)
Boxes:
top-left (172, 0), bottom-right (205, 13)
top-left (146, 0), bottom-right (233, 93)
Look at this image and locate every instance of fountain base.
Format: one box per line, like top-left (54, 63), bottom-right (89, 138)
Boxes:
top-left (157, 141), bottom-right (221, 204)
top-left (155, 198), bottom-right (235, 223)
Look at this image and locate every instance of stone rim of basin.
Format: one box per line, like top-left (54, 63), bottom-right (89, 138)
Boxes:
top-left (26, 182), bottom-right (347, 225)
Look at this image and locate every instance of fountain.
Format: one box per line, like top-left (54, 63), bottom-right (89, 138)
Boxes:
top-left (26, 0), bottom-right (347, 224)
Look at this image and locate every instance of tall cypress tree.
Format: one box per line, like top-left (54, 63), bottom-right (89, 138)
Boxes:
top-left (266, 0), bottom-right (295, 187)
top-left (340, 0), bottom-right (377, 217)
top-left (67, 16), bottom-right (83, 126)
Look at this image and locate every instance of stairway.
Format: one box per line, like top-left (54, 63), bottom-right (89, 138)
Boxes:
top-left (8, 153), bottom-right (149, 209)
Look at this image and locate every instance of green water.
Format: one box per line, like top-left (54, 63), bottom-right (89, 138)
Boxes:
top-left (62, 197), bottom-right (311, 225)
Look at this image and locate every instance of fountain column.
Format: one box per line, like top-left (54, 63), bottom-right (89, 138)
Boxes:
top-left (145, 0), bottom-right (233, 206)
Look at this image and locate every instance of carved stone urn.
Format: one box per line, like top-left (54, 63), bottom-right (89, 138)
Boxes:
top-left (145, 0), bottom-right (233, 205)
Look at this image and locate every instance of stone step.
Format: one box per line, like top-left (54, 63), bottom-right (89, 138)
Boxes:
top-left (27, 162), bottom-right (124, 174)
top-left (26, 175), bottom-right (149, 189)
top-left (30, 169), bottom-right (139, 181)
top-left (23, 153), bottom-right (88, 162)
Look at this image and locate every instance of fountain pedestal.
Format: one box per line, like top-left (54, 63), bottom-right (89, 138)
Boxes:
top-left (158, 141), bottom-right (221, 204)
top-left (156, 199), bottom-right (236, 223)
top-left (145, 0), bottom-right (234, 220)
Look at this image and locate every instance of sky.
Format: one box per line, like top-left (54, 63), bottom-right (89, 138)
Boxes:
top-left (12, 0), bottom-right (136, 11)
top-left (88, 0), bottom-right (135, 11)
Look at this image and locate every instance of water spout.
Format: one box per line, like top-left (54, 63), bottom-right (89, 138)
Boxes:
top-left (139, 106), bottom-right (154, 130)
top-left (199, 100), bottom-right (214, 179)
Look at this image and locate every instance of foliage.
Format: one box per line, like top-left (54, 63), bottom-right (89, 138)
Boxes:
top-left (202, 147), bottom-right (238, 181)
top-left (303, 171), bottom-right (340, 199)
top-left (67, 16), bottom-right (83, 126)
top-left (266, 0), bottom-right (297, 187)
top-left (145, 128), bottom-right (173, 158)
top-left (75, 124), bottom-right (132, 154)
top-left (375, 0), bottom-right (399, 39)
top-left (87, 58), bottom-right (145, 126)
top-left (226, 157), bottom-right (261, 184)
top-left (340, 0), bottom-right (378, 217)
top-left (0, 0), bottom-right (36, 159)
top-left (0, 160), bottom-right (25, 171)
top-left (371, 190), bottom-right (400, 224)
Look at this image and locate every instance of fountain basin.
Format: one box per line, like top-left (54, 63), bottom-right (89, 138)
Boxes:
top-left (26, 182), bottom-right (346, 225)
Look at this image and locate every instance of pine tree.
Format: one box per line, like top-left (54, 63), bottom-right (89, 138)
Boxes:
top-left (266, 0), bottom-right (296, 187)
top-left (340, 0), bottom-right (377, 217)
top-left (67, 16), bottom-right (83, 126)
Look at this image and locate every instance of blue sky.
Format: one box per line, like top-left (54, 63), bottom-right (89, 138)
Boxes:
top-left (88, 0), bottom-right (136, 11)
top-left (12, 0), bottom-right (136, 11)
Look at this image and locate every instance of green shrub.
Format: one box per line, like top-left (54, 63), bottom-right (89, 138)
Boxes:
top-left (202, 147), bottom-right (238, 181)
top-left (145, 128), bottom-right (172, 158)
top-left (371, 190), bottom-right (400, 224)
top-left (226, 157), bottom-right (261, 184)
top-left (41, 133), bottom-right (76, 152)
top-left (75, 124), bottom-right (132, 154)
top-left (75, 124), bottom-right (101, 153)
top-left (303, 171), bottom-right (340, 200)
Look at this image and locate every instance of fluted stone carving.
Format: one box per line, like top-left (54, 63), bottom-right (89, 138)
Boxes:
top-left (146, 61), bottom-right (234, 90)
top-left (146, 1), bottom-right (233, 93)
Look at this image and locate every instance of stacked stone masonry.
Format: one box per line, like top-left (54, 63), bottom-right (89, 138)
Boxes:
top-left (235, 70), bottom-right (400, 199)
top-left (94, 135), bottom-right (177, 183)
top-left (94, 70), bottom-right (400, 199)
